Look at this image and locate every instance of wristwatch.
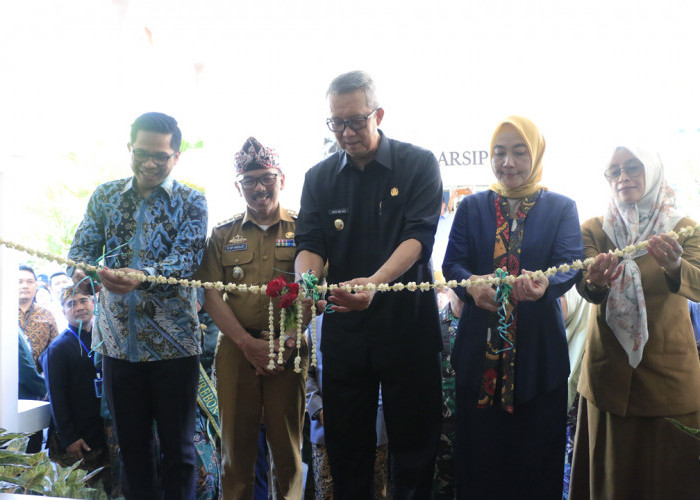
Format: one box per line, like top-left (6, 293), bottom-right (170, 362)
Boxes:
top-left (284, 336), bottom-right (297, 349)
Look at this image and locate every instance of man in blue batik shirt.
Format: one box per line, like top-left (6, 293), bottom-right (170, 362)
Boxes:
top-left (67, 112), bottom-right (208, 500)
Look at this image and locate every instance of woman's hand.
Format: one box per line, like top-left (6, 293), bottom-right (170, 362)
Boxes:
top-left (466, 274), bottom-right (498, 312)
top-left (511, 270), bottom-right (549, 302)
top-left (647, 234), bottom-right (683, 277)
top-left (586, 252), bottom-right (621, 287)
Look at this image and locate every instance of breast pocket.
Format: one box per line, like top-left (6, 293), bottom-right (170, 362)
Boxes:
top-left (274, 247), bottom-right (295, 274)
top-left (222, 250), bottom-right (254, 283)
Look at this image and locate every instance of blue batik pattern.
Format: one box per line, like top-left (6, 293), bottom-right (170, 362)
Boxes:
top-left (68, 176), bottom-right (208, 362)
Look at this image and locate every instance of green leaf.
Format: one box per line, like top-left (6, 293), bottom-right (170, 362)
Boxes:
top-left (668, 418), bottom-right (700, 439)
top-left (0, 450), bottom-right (40, 467)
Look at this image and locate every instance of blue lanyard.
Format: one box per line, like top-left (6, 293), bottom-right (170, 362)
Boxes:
top-left (67, 323), bottom-right (101, 376)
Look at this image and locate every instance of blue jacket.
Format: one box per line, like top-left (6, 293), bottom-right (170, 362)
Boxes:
top-left (443, 190), bottom-right (583, 404)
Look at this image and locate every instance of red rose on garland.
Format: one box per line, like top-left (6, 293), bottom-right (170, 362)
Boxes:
top-left (279, 282), bottom-right (299, 308)
top-left (266, 276), bottom-right (287, 297)
top-left (266, 275), bottom-right (300, 331)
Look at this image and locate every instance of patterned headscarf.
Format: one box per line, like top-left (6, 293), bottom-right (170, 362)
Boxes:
top-left (602, 146), bottom-right (682, 368)
top-left (234, 137), bottom-right (280, 175)
top-left (489, 116), bottom-right (546, 199)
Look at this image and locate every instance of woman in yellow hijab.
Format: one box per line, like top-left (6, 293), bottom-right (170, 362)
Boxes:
top-left (443, 116), bottom-right (583, 499)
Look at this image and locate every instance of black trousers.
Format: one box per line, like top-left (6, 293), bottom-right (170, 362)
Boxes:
top-left (455, 382), bottom-right (567, 500)
top-left (104, 355), bottom-right (199, 500)
top-left (323, 350), bottom-right (442, 500)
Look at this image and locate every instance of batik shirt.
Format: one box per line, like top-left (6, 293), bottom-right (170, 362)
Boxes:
top-left (18, 303), bottom-right (58, 363)
top-left (67, 176), bottom-right (208, 362)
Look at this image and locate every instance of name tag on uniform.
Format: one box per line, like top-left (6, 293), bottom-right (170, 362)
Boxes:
top-left (329, 208), bottom-right (350, 215)
top-left (225, 243), bottom-right (247, 252)
top-left (275, 239), bottom-right (295, 247)
top-left (226, 235), bottom-right (247, 251)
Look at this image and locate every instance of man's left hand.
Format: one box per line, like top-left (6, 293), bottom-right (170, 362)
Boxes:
top-left (97, 267), bottom-right (145, 294)
top-left (327, 277), bottom-right (376, 313)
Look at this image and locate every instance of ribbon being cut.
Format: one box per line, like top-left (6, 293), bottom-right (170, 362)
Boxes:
top-left (2, 222), bottom-right (699, 370)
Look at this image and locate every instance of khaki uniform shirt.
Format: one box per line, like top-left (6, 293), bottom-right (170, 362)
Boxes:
top-left (577, 216), bottom-right (700, 417)
top-left (197, 205), bottom-right (297, 332)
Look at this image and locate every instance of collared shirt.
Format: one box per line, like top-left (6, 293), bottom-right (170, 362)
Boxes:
top-left (67, 176), bottom-right (208, 362)
top-left (295, 131), bottom-right (443, 365)
top-left (197, 205), bottom-right (297, 332)
top-left (18, 302), bottom-right (58, 363)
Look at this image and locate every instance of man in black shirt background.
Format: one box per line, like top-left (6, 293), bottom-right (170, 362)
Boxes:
top-left (295, 70), bottom-right (443, 499)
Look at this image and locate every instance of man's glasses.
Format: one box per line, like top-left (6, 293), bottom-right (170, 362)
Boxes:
top-left (238, 173), bottom-right (279, 190)
top-left (131, 149), bottom-right (177, 166)
top-left (604, 164), bottom-right (644, 180)
top-left (326, 109), bottom-right (378, 133)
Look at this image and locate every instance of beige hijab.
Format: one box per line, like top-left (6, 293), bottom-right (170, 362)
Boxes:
top-left (602, 146), bottom-right (682, 368)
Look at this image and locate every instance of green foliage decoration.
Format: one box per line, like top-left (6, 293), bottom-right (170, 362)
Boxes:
top-left (0, 429), bottom-right (107, 499)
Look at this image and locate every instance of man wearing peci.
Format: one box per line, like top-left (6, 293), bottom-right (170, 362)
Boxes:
top-left (197, 137), bottom-right (307, 499)
top-left (294, 70), bottom-right (443, 498)
top-left (67, 112), bottom-right (208, 499)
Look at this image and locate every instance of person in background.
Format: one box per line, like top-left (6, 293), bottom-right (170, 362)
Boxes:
top-left (559, 288), bottom-right (591, 497)
top-left (431, 191), bottom-right (456, 274)
top-left (433, 286), bottom-right (462, 499)
top-left (48, 271), bottom-right (73, 332)
top-left (18, 327), bottom-right (46, 401)
top-left (443, 116), bottom-right (583, 499)
top-left (689, 301), bottom-right (700, 358)
top-left (18, 264), bottom-right (58, 367)
top-left (569, 145), bottom-right (700, 499)
top-left (40, 286), bottom-right (108, 479)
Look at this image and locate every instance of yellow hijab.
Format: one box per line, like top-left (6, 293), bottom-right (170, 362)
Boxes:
top-left (488, 115), bottom-right (546, 198)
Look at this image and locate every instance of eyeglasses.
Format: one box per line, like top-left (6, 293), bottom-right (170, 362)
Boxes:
top-left (604, 164), bottom-right (644, 180)
top-left (238, 173), bottom-right (279, 190)
top-left (131, 149), bottom-right (177, 166)
top-left (326, 109), bottom-right (378, 133)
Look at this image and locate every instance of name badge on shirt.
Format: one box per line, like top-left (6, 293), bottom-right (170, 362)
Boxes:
top-left (225, 243), bottom-right (247, 252)
top-left (226, 235), bottom-right (247, 251)
top-left (328, 208), bottom-right (350, 215)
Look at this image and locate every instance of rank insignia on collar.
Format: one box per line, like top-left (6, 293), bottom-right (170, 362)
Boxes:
top-left (285, 232), bottom-right (295, 239)
top-left (228, 235), bottom-right (247, 244)
top-left (390, 187), bottom-right (399, 197)
top-left (276, 239), bottom-right (295, 247)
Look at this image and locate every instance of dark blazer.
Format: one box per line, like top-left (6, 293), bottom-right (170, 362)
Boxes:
top-left (443, 189), bottom-right (583, 404)
top-left (40, 326), bottom-right (105, 450)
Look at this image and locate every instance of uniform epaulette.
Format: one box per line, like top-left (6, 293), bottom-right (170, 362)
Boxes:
top-left (216, 213), bottom-right (244, 227)
top-left (287, 209), bottom-right (298, 219)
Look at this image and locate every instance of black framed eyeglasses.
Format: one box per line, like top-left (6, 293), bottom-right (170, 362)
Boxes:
top-left (326, 108), bottom-right (378, 133)
top-left (131, 149), bottom-right (178, 166)
top-left (238, 173), bottom-right (279, 190)
top-left (604, 164), bottom-right (644, 180)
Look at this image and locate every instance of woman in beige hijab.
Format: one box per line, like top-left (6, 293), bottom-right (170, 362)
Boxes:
top-left (570, 146), bottom-right (700, 499)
